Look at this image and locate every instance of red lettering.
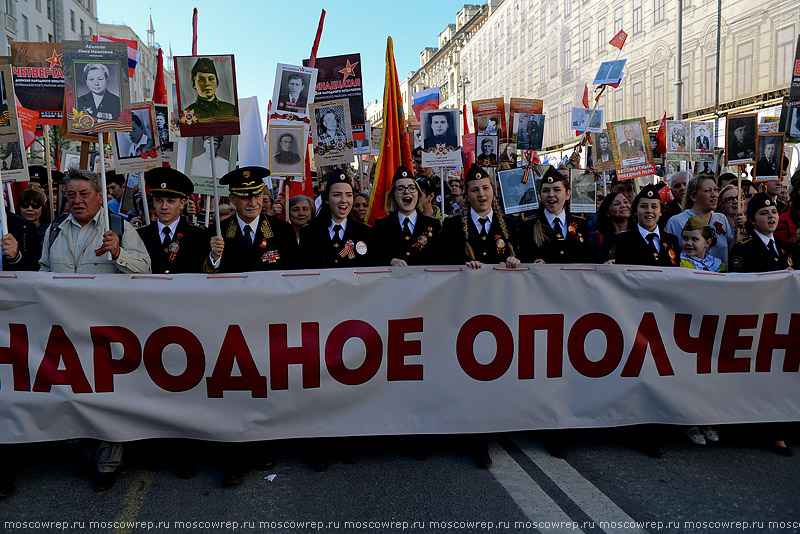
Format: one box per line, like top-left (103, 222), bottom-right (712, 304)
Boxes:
top-left (673, 314), bottom-right (719, 374)
top-left (622, 313), bottom-right (674, 377)
top-left (0, 324), bottom-right (30, 391)
top-left (91, 326), bottom-right (141, 392)
top-left (568, 314), bottom-right (623, 378)
top-left (387, 318), bottom-right (424, 381)
top-left (456, 315), bottom-right (513, 381)
top-left (206, 325), bottom-right (267, 398)
top-left (269, 323), bottom-right (320, 390)
top-left (33, 325), bottom-right (91, 393)
top-left (518, 315), bottom-right (564, 379)
top-left (143, 327), bottom-right (205, 392)
top-left (717, 315), bottom-right (757, 373)
top-left (756, 313), bottom-right (800, 372)
top-left (325, 320), bottom-right (382, 386)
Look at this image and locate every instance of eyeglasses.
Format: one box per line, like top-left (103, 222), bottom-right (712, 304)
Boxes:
top-left (19, 201), bottom-right (43, 209)
top-left (394, 185), bottom-right (417, 194)
top-left (721, 197), bottom-right (738, 204)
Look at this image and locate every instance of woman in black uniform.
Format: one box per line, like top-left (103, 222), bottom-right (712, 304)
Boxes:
top-left (517, 167), bottom-right (590, 264)
top-left (614, 184), bottom-right (681, 268)
top-left (373, 165), bottom-right (440, 266)
top-left (439, 163), bottom-right (520, 270)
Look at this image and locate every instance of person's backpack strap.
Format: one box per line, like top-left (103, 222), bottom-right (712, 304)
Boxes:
top-left (48, 213), bottom-right (125, 248)
top-left (48, 214), bottom-right (70, 249)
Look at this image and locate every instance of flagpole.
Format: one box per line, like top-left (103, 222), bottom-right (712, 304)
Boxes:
top-left (0, 170), bottom-right (7, 236)
top-left (209, 141), bottom-right (221, 237)
top-left (97, 133), bottom-right (112, 260)
top-left (43, 125), bottom-right (56, 221)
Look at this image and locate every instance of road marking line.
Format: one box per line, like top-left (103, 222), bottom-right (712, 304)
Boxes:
top-left (489, 441), bottom-right (587, 534)
top-left (512, 434), bottom-right (647, 534)
top-left (111, 471), bottom-right (153, 534)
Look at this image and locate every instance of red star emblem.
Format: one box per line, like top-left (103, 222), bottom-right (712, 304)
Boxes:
top-left (46, 50), bottom-right (63, 69)
top-left (338, 59), bottom-right (358, 82)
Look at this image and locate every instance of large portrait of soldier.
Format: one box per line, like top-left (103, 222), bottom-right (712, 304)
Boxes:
top-left (269, 124), bottom-right (305, 177)
top-left (174, 54), bottom-right (240, 137)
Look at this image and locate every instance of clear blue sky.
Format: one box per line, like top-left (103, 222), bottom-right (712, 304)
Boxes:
top-left (100, 0), bottom-right (471, 120)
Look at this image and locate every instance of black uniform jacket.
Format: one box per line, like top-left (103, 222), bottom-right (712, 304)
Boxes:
top-left (206, 214), bottom-right (297, 273)
top-left (517, 210), bottom-right (590, 264)
top-left (138, 217), bottom-right (210, 274)
top-left (729, 235), bottom-right (793, 273)
top-left (298, 217), bottom-right (376, 269)
top-left (373, 212), bottom-right (441, 266)
top-left (3, 212), bottom-right (41, 272)
top-left (614, 228), bottom-right (681, 267)
top-left (438, 212), bottom-right (515, 265)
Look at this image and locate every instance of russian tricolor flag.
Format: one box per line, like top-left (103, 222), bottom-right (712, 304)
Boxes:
top-left (412, 87), bottom-right (439, 121)
top-left (93, 35), bottom-right (140, 78)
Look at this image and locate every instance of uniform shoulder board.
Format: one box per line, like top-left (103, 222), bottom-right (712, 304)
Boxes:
top-left (571, 214), bottom-right (587, 220)
top-left (739, 236), bottom-right (753, 244)
top-left (522, 213), bottom-right (540, 223)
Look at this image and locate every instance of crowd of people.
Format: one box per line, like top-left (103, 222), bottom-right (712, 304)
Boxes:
top-left (1, 149), bottom-right (797, 496)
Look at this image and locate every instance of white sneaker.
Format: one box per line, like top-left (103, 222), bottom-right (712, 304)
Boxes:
top-left (686, 427), bottom-right (706, 445)
top-left (701, 426), bottom-right (719, 442)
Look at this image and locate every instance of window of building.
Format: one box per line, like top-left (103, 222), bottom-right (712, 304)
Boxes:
top-left (564, 0), bottom-right (571, 17)
top-left (633, 0), bottom-right (642, 34)
top-left (776, 26), bottom-right (795, 87)
top-left (35, 0), bottom-right (41, 12)
top-left (540, 9), bottom-right (546, 37)
top-left (681, 63), bottom-right (690, 110)
top-left (46, 0), bottom-right (52, 20)
top-left (736, 41), bottom-right (753, 95)
top-left (653, 74), bottom-right (664, 116)
top-left (561, 103), bottom-right (570, 141)
top-left (633, 81), bottom-right (643, 117)
top-left (563, 39), bottom-right (571, 70)
top-left (48, 33), bottom-right (52, 42)
top-left (614, 7), bottom-right (623, 32)
top-left (36, 25), bottom-right (42, 42)
top-left (80, 19), bottom-right (85, 36)
top-left (22, 15), bottom-right (28, 40)
top-left (70, 10), bottom-right (75, 32)
top-left (705, 55), bottom-right (716, 105)
top-left (540, 56), bottom-right (546, 82)
top-left (598, 19), bottom-right (606, 53)
top-left (550, 47), bottom-right (557, 78)
top-left (654, 0), bottom-right (665, 24)
top-left (583, 31), bottom-right (590, 61)
top-left (614, 87), bottom-right (623, 121)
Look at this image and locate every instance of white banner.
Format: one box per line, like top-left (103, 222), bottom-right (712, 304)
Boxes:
top-left (1, 266), bottom-right (799, 443)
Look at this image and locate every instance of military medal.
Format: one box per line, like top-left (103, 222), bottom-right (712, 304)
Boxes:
top-left (168, 242), bottom-right (179, 253)
top-left (167, 233), bottom-right (183, 263)
top-left (355, 241), bottom-right (367, 255)
top-left (260, 239), bottom-right (268, 248)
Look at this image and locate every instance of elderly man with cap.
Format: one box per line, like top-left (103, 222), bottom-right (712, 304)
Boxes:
top-left (38, 168), bottom-right (150, 491)
top-left (186, 57), bottom-right (236, 119)
top-left (138, 167), bottom-right (209, 274)
top-left (205, 166), bottom-right (297, 274)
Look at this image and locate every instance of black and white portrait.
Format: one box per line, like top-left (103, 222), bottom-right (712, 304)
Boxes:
top-left (725, 114), bottom-right (757, 165)
top-left (498, 167), bottom-right (538, 214)
top-left (476, 115), bottom-right (503, 137)
top-left (75, 62), bottom-right (121, 123)
top-left (753, 133), bottom-right (785, 181)
top-left (592, 131), bottom-right (616, 171)
top-left (569, 169), bottom-right (597, 213)
top-left (476, 133), bottom-right (498, 167)
top-left (0, 140), bottom-right (24, 170)
top-left (270, 125), bottom-right (304, 176)
top-left (499, 142), bottom-right (517, 166)
top-left (308, 98), bottom-right (353, 166)
top-left (515, 113), bottom-right (545, 151)
top-left (272, 64), bottom-right (317, 119)
top-left (779, 104), bottom-right (800, 143)
top-left (370, 123), bottom-right (382, 156)
top-left (154, 105), bottom-right (173, 151)
top-left (115, 107), bottom-right (155, 159)
top-left (188, 135), bottom-right (233, 178)
top-left (422, 109), bottom-right (460, 149)
top-left (667, 121), bottom-right (688, 153)
top-left (0, 70), bottom-right (9, 125)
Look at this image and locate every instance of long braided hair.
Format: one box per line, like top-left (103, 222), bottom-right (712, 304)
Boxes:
top-left (459, 180), bottom-right (516, 261)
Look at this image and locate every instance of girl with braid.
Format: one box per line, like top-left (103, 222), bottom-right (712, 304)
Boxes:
top-left (517, 166), bottom-right (590, 264)
top-left (439, 164), bottom-right (520, 269)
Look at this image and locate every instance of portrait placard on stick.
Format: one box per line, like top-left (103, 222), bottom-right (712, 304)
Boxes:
top-left (472, 98), bottom-right (506, 140)
top-left (725, 113), bottom-right (757, 165)
top-left (475, 133), bottom-right (498, 167)
top-left (111, 102), bottom-right (161, 174)
top-left (62, 40), bottom-right (131, 135)
top-left (690, 121), bottom-right (714, 162)
top-left (421, 108), bottom-right (461, 168)
top-left (168, 82), bottom-right (182, 141)
top-left (153, 104), bottom-right (174, 164)
top-left (753, 132), bottom-right (785, 182)
top-left (268, 124), bottom-right (305, 177)
top-left (271, 63), bottom-right (317, 120)
top-left (571, 108), bottom-right (603, 134)
top-left (514, 113), bottom-right (545, 151)
top-left (778, 101), bottom-right (800, 143)
top-left (569, 169), bottom-right (597, 214)
top-left (309, 98), bottom-right (353, 167)
top-left (497, 167), bottom-right (543, 214)
top-left (10, 42), bottom-right (64, 125)
top-left (0, 58), bottom-right (29, 182)
top-left (593, 59), bottom-right (626, 86)
top-left (304, 54), bottom-right (365, 143)
top-left (608, 117), bottom-right (656, 181)
top-left (184, 135), bottom-right (238, 196)
top-left (509, 98), bottom-right (543, 141)
top-left (590, 130), bottom-right (616, 172)
top-left (666, 120), bottom-right (690, 161)
top-left (174, 55), bottom-right (240, 137)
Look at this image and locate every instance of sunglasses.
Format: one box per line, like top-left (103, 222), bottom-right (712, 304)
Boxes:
top-left (20, 201), bottom-right (43, 209)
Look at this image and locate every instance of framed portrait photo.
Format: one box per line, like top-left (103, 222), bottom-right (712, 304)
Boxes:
top-left (421, 108), bottom-right (462, 168)
top-left (724, 113), bottom-right (757, 165)
top-left (184, 135), bottom-right (238, 196)
top-left (174, 54), bottom-right (240, 137)
top-left (753, 132), bottom-right (785, 182)
top-left (475, 133), bottom-right (498, 167)
top-left (272, 64), bottom-right (317, 119)
top-left (269, 124), bottom-right (305, 177)
top-left (309, 98), bottom-right (353, 167)
top-left (112, 102), bottom-right (161, 174)
top-left (515, 113), bottom-right (545, 151)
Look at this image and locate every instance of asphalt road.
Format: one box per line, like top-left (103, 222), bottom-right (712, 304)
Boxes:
top-left (1, 426), bottom-right (799, 534)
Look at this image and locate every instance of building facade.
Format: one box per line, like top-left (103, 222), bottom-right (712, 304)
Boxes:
top-left (2, 0), bottom-right (98, 52)
top-left (458, 0), bottom-right (797, 154)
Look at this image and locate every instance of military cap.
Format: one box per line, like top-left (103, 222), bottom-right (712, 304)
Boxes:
top-left (191, 57), bottom-right (217, 78)
top-left (324, 167), bottom-right (352, 192)
top-left (541, 165), bottom-right (568, 185)
top-left (145, 167), bottom-right (195, 198)
top-left (464, 163), bottom-right (489, 183)
top-left (746, 192), bottom-right (775, 220)
top-left (729, 116), bottom-right (747, 131)
top-left (392, 165), bottom-right (415, 186)
top-left (682, 215), bottom-right (710, 232)
top-left (219, 166), bottom-right (269, 197)
top-left (411, 146), bottom-right (423, 158)
top-left (631, 184), bottom-right (662, 211)
top-left (28, 165), bottom-right (65, 185)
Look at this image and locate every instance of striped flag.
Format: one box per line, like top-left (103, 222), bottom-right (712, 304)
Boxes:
top-left (412, 87), bottom-right (440, 121)
top-left (93, 35), bottom-right (139, 77)
top-left (366, 36), bottom-right (413, 225)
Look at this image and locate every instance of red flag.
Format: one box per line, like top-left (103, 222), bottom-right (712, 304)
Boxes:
top-left (152, 48), bottom-right (167, 104)
top-left (308, 10), bottom-right (326, 67)
top-left (462, 103), bottom-right (473, 168)
top-left (191, 8), bottom-right (198, 55)
top-left (655, 111), bottom-right (667, 154)
top-left (365, 37), bottom-right (413, 225)
top-left (15, 96), bottom-right (37, 150)
top-left (582, 84), bottom-right (590, 108)
top-left (609, 29), bottom-right (628, 51)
